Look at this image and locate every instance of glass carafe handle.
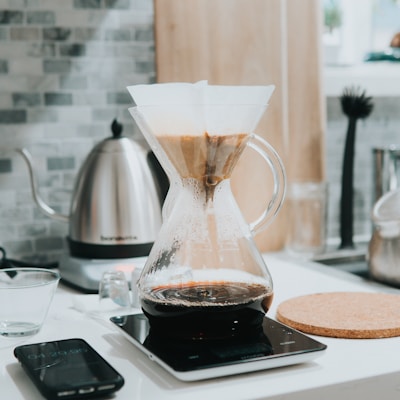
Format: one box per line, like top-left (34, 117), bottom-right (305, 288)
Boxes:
top-left (247, 134), bottom-right (286, 234)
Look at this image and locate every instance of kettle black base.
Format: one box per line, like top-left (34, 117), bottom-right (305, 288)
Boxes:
top-left (67, 237), bottom-right (153, 260)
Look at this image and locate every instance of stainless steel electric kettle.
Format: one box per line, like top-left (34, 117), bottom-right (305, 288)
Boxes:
top-left (18, 119), bottom-right (165, 259)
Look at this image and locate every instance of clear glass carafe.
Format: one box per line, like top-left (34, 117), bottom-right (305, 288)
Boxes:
top-left (128, 88), bottom-right (285, 340)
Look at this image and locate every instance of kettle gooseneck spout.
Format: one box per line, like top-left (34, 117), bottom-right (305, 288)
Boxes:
top-left (17, 148), bottom-right (69, 223)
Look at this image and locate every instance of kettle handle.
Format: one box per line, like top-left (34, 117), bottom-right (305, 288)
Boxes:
top-left (17, 148), bottom-right (69, 223)
top-left (247, 134), bottom-right (286, 234)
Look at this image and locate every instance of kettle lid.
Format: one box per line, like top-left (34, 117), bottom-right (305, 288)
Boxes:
top-left (111, 118), bottom-right (123, 138)
top-left (94, 118), bottom-right (144, 154)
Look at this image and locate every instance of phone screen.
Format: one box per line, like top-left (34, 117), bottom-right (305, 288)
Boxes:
top-left (14, 338), bottom-right (124, 399)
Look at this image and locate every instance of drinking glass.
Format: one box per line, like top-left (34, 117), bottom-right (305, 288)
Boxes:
top-left (0, 268), bottom-right (59, 337)
top-left (98, 271), bottom-right (130, 313)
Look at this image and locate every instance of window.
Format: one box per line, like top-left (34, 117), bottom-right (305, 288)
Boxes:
top-left (322, 0), bottom-right (400, 65)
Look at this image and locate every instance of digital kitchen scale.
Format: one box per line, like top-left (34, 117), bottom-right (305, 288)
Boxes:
top-left (110, 313), bottom-right (327, 381)
top-left (59, 254), bottom-right (147, 293)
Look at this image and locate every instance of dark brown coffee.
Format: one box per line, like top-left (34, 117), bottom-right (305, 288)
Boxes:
top-left (157, 132), bottom-right (249, 190)
top-left (141, 281), bottom-right (273, 340)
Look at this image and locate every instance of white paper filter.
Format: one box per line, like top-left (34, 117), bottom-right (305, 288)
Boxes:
top-left (126, 81), bottom-right (275, 136)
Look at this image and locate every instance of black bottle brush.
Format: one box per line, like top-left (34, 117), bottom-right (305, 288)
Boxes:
top-left (339, 86), bottom-right (374, 249)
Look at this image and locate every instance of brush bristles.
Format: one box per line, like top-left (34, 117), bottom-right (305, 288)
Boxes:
top-left (340, 86), bottom-right (374, 119)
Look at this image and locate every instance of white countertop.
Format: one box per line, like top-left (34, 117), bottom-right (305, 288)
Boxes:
top-left (2, 253), bottom-right (400, 400)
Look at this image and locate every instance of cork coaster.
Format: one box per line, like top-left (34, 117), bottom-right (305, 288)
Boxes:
top-left (276, 292), bottom-right (400, 339)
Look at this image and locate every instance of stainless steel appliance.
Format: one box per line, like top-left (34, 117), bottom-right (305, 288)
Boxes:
top-left (368, 189), bottom-right (400, 287)
top-left (372, 145), bottom-right (400, 202)
top-left (18, 119), bottom-right (164, 292)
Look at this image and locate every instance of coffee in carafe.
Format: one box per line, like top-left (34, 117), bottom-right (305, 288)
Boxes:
top-left (141, 281), bottom-right (273, 340)
top-left (127, 82), bottom-right (286, 340)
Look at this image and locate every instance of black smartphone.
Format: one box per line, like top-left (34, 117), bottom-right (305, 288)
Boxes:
top-left (14, 338), bottom-right (124, 399)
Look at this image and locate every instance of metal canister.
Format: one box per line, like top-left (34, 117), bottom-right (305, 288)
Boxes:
top-left (372, 146), bottom-right (400, 202)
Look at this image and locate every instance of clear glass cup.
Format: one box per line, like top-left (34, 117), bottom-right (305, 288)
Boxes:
top-left (0, 268), bottom-right (60, 337)
top-left (286, 181), bottom-right (328, 259)
top-left (98, 271), bottom-right (131, 313)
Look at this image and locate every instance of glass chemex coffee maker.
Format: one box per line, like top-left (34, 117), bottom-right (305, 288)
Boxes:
top-left (127, 81), bottom-right (286, 341)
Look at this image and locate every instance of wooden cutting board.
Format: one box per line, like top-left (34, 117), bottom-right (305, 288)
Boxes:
top-left (277, 292), bottom-right (400, 339)
top-left (154, 0), bottom-right (325, 251)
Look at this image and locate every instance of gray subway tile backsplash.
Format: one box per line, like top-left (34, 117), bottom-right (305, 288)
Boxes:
top-left (27, 43), bottom-right (56, 58)
top-left (18, 223), bottom-right (47, 238)
top-left (43, 27), bottom-right (72, 41)
top-left (0, 27), bottom-right (7, 39)
top-left (0, 109), bottom-right (26, 123)
top-left (105, 0), bottom-right (130, 9)
top-left (10, 27), bottom-right (40, 40)
top-left (59, 43), bottom-right (86, 57)
top-left (26, 11), bottom-right (56, 25)
top-left (0, 1), bottom-right (154, 262)
top-left (73, 0), bottom-right (102, 9)
top-left (0, 11), bottom-right (24, 24)
top-left (134, 26), bottom-right (153, 41)
top-left (2, 239), bottom-right (34, 256)
top-left (59, 75), bottom-right (88, 90)
top-left (43, 59), bottom-right (72, 74)
top-left (74, 27), bottom-right (101, 41)
top-left (135, 59), bottom-right (154, 73)
top-left (12, 93), bottom-right (41, 107)
top-left (0, 158), bottom-right (11, 173)
top-left (27, 107), bottom-right (58, 123)
top-left (105, 28), bottom-right (131, 41)
top-left (47, 157), bottom-right (75, 171)
top-left (106, 91), bottom-right (131, 105)
top-left (0, 59), bottom-right (8, 72)
top-left (44, 92), bottom-right (73, 106)
top-left (35, 236), bottom-right (64, 252)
